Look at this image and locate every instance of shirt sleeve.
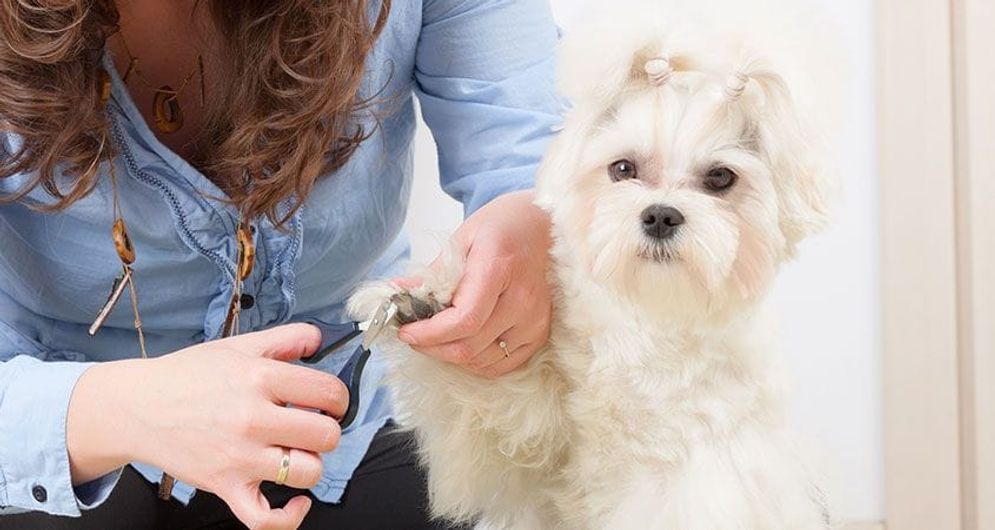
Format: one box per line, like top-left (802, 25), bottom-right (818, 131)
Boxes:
top-left (416, 0), bottom-right (565, 216)
top-left (0, 334), bottom-right (123, 516)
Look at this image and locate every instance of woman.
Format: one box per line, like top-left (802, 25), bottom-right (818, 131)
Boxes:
top-left (0, 0), bottom-right (561, 528)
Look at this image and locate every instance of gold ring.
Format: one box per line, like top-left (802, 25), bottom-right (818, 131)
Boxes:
top-left (498, 339), bottom-right (510, 358)
top-left (275, 449), bottom-right (291, 485)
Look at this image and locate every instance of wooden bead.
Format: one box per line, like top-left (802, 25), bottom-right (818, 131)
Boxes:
top-left (112, 218), bottom-right (136, 265)
top-left (237, 224), bottom-right (255, 281)
top-left (99, 70), bottom-right (112, 107)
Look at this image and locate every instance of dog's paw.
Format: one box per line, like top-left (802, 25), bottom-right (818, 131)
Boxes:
top-left (389, 290), bottom-right (446, 325)
top-left (347, 283), bottom-right (449, 329)
top-left (346, 241), bottom-right (466, 328)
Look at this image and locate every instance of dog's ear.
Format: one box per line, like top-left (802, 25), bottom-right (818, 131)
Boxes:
top-left (737, 65), bottom-right (836, 257)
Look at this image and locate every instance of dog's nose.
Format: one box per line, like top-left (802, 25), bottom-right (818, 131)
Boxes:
top-left (641, 205), bottom-right (685, 240)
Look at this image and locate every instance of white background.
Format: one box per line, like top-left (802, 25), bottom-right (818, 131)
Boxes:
top-left (404, 0), bottom-right (883, 521)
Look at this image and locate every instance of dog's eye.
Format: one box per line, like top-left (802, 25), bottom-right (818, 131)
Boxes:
top-left (704, 167), bottom-right (738, 192)
top-left (609, 159), bottom-right (638, 182)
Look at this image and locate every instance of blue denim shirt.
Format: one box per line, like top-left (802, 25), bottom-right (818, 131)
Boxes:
top-left (0, 0), bottom-right (561, 516)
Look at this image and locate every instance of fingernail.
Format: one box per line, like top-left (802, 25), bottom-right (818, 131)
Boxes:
top-left (398, 331), bottom-right (417, 345)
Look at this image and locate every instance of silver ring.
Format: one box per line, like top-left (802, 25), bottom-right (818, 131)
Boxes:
top-left (498, 339), bottom-right (510, 358)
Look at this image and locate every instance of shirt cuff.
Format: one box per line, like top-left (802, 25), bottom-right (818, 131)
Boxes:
top-left (0, 356), bottom-right (122, 516)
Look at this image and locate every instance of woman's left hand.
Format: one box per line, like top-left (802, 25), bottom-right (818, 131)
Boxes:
top-left (396, 190), bottom-right (553, 378)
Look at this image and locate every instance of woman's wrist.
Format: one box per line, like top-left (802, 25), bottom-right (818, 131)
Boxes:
top-left (66, 358), bottom-right (152, 485)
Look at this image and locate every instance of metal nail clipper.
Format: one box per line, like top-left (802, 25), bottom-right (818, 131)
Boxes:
top-left (303, 293), bottom-right (446, 429)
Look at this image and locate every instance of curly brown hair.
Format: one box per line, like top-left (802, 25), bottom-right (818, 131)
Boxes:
top-left (0, 0), bottom-right (391, 225)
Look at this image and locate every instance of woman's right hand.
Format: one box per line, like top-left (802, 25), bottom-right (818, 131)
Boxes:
top-left (67, 323), bottom-right (347, 530)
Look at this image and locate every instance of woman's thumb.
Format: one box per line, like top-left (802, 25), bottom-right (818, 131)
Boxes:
top-left (223, 483), bottom-right (311, 530)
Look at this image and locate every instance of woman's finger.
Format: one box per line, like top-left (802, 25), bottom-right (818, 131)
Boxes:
top-left (262, 406), bottom-right (341, 454)
top-left (228, 323), bottom-right (323, 362)
top-left (461, 286), bottom-right (549, 370)
top-left (474, 341), bottom-right (543, 379)
top-left (265, 363), bottom-right (349, 418)
top-left (247, 447), bottom-right (324, 490)
top-left (411, 293), bottom-right (517, 367)
top-left (398, 254), bottom-right (513, 346)
top-left (476, 325), bottom-right (533, 369)
top-left (390, 277), bottom-right (423, 290)
top-left (462, 339), bottom-right (513, 372)
top-left (222, 482), bottom-right (311, 530)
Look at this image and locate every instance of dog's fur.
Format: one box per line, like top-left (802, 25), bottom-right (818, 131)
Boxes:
top-left (348, 2), bottom-right (837, 528)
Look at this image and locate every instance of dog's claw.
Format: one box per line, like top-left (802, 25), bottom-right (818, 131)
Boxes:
top-left (390, 291), bottom-right (446, 325)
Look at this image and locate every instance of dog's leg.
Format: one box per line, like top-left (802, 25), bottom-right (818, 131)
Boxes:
top-left (348, 249), bottom-right (568, 527)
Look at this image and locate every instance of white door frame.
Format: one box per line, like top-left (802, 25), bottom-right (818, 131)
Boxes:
top-left (951, 0), bottom-right (995, 528)
top-left (878, 0), bottom-right (995, 528)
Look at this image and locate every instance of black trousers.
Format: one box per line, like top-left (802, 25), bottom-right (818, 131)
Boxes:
top-left (1, 424), bottom-right (467, 530)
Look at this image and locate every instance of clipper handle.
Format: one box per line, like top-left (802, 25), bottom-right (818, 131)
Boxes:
top-left (303, 320), bottom-right (365, 429)
top-left (336, 345), bottom-right (369, 430)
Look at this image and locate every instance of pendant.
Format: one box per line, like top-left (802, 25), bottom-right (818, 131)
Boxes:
top-left (153, 86), bottom-right (183, 134)
top-left (89, 266), bottom-right (132, 336)
top-left (237, 223), bottom-right (255, 280)
top-left (112, 218), bottom-right (135, 264)
top-left (100, 70), bottom-right (112, 107)
top-left (89, 219), bottom-right (147, 357)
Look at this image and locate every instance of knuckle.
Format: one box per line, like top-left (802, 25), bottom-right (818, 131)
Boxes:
top-left (532, 305), bottom-right (552, 333)
top-left (293, 324), bottom-right (322, 356)
top-left (237, 410), bottom-right (266, 439)
top-left (448, 342), bottom-right (476, 364)
top-left (247, 362), bottom-right (272, 392)
top-left (320, 420), bottom-right (342, 452)
top-left (537, 326), bottom-right (551, 347)
top-left (233, 447), bottom-right (260, 471)
top-left (511, 283), bottom-right (536, 303)
top-left (229, 406), bottom-right (258, 438)
top-left (455, 310), bottom-right (484, 335)
top-left (322, 376), bottom-right (349, 411)
top-left (534, 314), bottom-right (552, 340)
top-left (300, 456), bottom-right (324, 488)
top-left (485, 257), bottom-right (514, 279)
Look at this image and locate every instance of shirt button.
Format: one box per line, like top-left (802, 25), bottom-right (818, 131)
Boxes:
top-left (240, 294), bottom-right (255, 310)
top-left (31, 485), bottom-right (47, 503)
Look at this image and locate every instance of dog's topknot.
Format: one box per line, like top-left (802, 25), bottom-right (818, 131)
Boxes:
top-left (644, 57), bottom-right (673, 87)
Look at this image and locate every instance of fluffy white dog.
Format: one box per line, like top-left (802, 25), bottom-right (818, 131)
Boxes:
top-left (349, 2), bottom-right (838, 528)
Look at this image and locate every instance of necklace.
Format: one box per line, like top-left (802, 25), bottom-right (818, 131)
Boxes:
top-left (116, 32), bottom-right (205, 134)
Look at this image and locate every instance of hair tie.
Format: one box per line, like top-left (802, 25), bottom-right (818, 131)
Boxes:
top-left (725, 72), bottom-right (751, 99)
top-left (644, 58), bottom-right (673, 87)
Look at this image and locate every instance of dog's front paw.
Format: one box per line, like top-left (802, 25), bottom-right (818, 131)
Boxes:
top-left (346, 282), bottom-right (450, 326)
top-left (348, 242), bottom-right (465, 326)
top-left (389, 291), bottom-right (446, 325)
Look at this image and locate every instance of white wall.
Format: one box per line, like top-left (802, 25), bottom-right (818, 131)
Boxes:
top-left (405, 0), bottom-right (883, 522)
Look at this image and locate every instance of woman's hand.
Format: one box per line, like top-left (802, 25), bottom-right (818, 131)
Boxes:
top-left (67, 324), bottom-right (346, 530)
top-left (397, 189), bottom-right (553, 378)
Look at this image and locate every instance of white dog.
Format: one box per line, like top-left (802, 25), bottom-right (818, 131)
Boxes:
top-left (349, 2), bottom-right (837, 528)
